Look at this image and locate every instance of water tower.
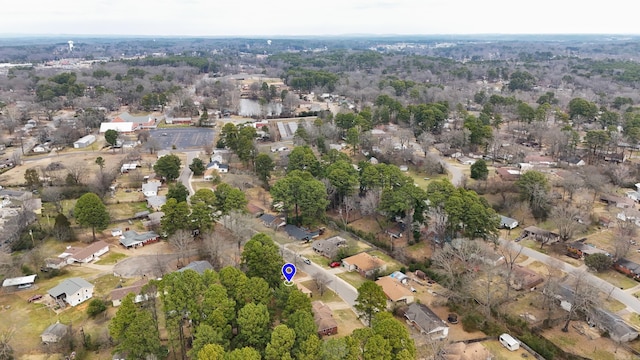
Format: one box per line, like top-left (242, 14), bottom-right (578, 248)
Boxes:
top-left (68, 41), bottom-right (74, 52)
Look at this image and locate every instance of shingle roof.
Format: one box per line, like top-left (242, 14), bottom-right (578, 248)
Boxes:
top-left (342, 252), bottom-right (386, 272)
top-left (375, 276), bottom-right (413, 302)
top-left (285, 224), bottom-right (313, 241)
top-left (48, 278), bottom-right (93, 297)
top-left (177, 261), bottom-right (213, 274)
top-left (68, 240), bottom-right (109, 262)
top-left (404, 303), bottom-right (447, 333)
top-left (119, 231), bottom-right (159, 247)
top-left (41, 322), bottom-right (69, 338)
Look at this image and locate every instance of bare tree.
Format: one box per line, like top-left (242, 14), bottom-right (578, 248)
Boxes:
top-left (561, 271), bottom-right (598, 332)
top-left (65, 163), bottom-right (86, 185)
top-left (431, 239), bottom-right (485, 301)
top-left (0, 328), bottom-right (16, 360)
top-left (169, 229), bottom-right (195, 267)
top-left (314, 273), bottom-right (332, 297)
top-left (221, 211), bottom-right (255, 265)
top-left (137, 129), bottom-right (150, 143)
top-left (144, 138), bottom-right (160, 154)
top-left (427, 206), bottom-right (448, 249)
top-left (417, 132), bottom-right (435, 157)
top-left (500, 241), bottom-right (523, 301)
top-left (551, 204), bottom-right (584, 242)
top-left (557, 176), bottom-right (584, 201)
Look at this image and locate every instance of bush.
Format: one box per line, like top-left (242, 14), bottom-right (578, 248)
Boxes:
top-left (86, 299), bottom-right (107, 317)
top-left (584, 253), bottom-right (614, 272)
top-left (520, 333), bottom-right (556, 360)
top-left (40, 268), bottom-right (68, 279)
top-left (461, 312), bottom-right (484, 332)
top-left (21, 264), bottom-right (34, 275)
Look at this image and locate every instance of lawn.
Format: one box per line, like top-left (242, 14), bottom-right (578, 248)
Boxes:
top-left (338, 272), bottom-right (367, 289)
top-left (369, 250), bottom-right (403, 274)
top-left (300, 280), bottom-right (340, 303)
top-left (95, 252), bottom-right (128, 265)
top-left (333, 309), bottom-right (364, 337)
top-left (106, 201), bottom-right (148, 220)
top-left (92, 274), bottom-right (121, 296)
top-left (602, 297), bottom-right (626, 313)
top-left (596, 270), bottom-right (639, 290)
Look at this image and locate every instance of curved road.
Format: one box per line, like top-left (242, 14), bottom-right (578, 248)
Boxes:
top-left (502, 239), bottom-right (640, 314)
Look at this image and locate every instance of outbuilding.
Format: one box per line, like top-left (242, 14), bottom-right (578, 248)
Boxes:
top-left (73, 135), bottom-right (96, 149)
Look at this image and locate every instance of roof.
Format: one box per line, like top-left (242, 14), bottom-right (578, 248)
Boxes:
top-left (589, 307), bottom-right (638, 339)
top-left (120, 231), bottom-right (159, 247)
top-left (68, 240), bottom-right (109, 261)
top-left (389, 271), bottom-right (410, 283)
top-left (567, 241), bottom-right (608, 256)
top-left (404, 303), bottom-right (447, 332)
top-left (48, 278), bottom-right (93, 297)
top-left (100, 122), bottom-right (134, 133)
top-left (147, 196), bottom-right (167, 208)
top-left (113, 112), bottom-right (152, 124)
top-left (285, 224), bottom-right (316, 241)
top-left (260, 213), bottom-right (276, 224)
top-left (41, 323), bottom-right (69, 338)
top-left (311, 301), bottom-right (338, 331)
top-left (74, 135), bottom-right (96, 144)
top-left (500, 215), bottom-right (518, 227)
top-left (2, 274), bottom-right (37, 287)
top-left (177, 261), bottom-right (214, 274)
top-left (342, 252), bottom-right (386, 272)
top-left (142, 182), bottom-right (160, 193)
top-left (616, 258), bottom-right (640, 273)
top-left (311, 236), bottom-right (347, 255)
top-left (110, 283), bottom-right (145, 302)
top-left (375, 276), bottom-right (413, 302)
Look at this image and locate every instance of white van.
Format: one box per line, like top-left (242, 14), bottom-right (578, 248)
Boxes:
top-left (499, 333), bottom-right (520, 351)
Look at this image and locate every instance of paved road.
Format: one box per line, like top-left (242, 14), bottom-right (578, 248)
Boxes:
top-left (442, 159), bottom-right (464, 186)
top-left (503, 239), bottom-right (640, 314)
top-left (180, 151), bottom-right (199, 196)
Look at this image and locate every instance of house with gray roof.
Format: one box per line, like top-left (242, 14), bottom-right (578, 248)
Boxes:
top-left (311, 236), bottom-right (347, 259)
top-left (587, 307), bottom-right (639, 343)
top-left (285, 224), bottom-right (319, 242)
top-left (119, 230), bottom-right (160, 248)
top-left (48, 277), bottom-right (94, 307)
top-left (403, 303), bottom-right (449, 339)
top-left (41, 322), bottom-right (69, 344)
top-left (177, 260), bottom-right (214, 274)
top-left (500, 215), bottom-right (519, 229)
top-left (111, 112), bottom-right (157, 130)
top-left (147, 195), bottom-right (167, 211)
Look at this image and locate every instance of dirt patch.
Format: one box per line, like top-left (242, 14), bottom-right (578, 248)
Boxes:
top-left (541, 322), bottom-right (633, 360)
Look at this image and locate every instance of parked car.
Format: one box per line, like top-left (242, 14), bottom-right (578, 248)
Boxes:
top-left (301, 257), bottom-right (311, 265)
top-left (329, 261), bottom-right (341, 268)
top-left (27, 294), bottom-right (42, 303)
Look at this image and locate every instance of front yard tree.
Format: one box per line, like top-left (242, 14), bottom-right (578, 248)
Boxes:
top-left (271, 170), bottom-right (329, 226)
top-left (167, 182), bottom-right (189, 203)
top-left (585, 253), bottom-right (614, 272)
top-left (74, 192), bottom-right (110, 241)
top-left (104, 129), bottom-right (118, 152)
top-left (153, 154), bottom-right (181, 181)
top-left (189, 158), bottom-right (206, 176)
top-left (213, 183), bottom-right (248, 215)
top-left (160, 198), bottom-right (190, 236)
top-left (516, 170), bottom-right (550, 220)
top-left (241, 233), bottom-right (284, 289)
top-left (255, 153), bottom-right (274, 188)
top-left (470, 159), bottom-right (488, 180)
top-left (354, 281), bottom-right (387, 326)
top-left (24, 168), bottom-right (41, 190)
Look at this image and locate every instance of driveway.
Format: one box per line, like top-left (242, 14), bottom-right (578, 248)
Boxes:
top-left (502, 239), bottom-right (640, 314)
top-left (180, 150), bottom-right (199, 196)
top-left (279, 243), bottom-right (359, 308)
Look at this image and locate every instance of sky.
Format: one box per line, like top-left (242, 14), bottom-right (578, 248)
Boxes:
top-left (2, 0), bottom-right (640, 37)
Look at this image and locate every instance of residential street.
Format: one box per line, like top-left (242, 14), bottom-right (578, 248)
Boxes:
top-left (180, 150), bottom-right (199, 196)
top-left (503, 239), bottom-right (640, 314)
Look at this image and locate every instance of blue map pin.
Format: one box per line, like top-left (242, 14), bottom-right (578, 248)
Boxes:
top-left (282, 263), bottom-right (296, 283)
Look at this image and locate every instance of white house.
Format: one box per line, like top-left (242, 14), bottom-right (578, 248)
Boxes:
top-left (206, 160), bottom-right (229, 173)
top-left (73, 135), bottom-right (96, 148)
top-left (32, 144), bottom-right (49, 153)
top-left (58, 240), bottom-right (109, 264)
top-left (48, 277), bottom-right (94, 307)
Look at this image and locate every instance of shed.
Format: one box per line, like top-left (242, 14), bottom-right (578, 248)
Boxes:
top-left (2, 274), bottom-right (37, 288)
top-left (41, 322), bottom-right (69, 344)
top-left (73, 134), bottom-right (96, 149)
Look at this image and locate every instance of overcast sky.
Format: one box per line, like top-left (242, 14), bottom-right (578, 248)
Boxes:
top-left (2, 0), bottom-right (639, 36)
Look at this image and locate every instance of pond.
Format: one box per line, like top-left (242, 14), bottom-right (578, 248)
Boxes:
top-left (239, 99), bottom-right (282, 117)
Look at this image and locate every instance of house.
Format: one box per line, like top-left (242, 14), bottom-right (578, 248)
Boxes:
top-left (99, 122), bottom-right (134, 133)
top-left (566, 241), bottom-right (609, 259)
top-left (500, 215), bottom-right (519, 229)
top-left (560, 156), bottom-right (585, 167)
top-left (311, 236), bottom-right (347, 259)
top-left (143, 212), bottom-right (164, 229)
top-left (147, 196), bottom-right (167, 211)
top-left (2, 274), bottom-right (37, 289)
top-left (521, 226), bottom-right (560, 244)
top-left (601, 194), bottom-right (635, 209)
top-left (110, 279), bottom-right (149, 307)
top-left (206, 160), bottom-right (229, 173)
top-left (604, 152), bottom-right (625, 163)
top-left (439, 148), bottom-right (462, 158)
top-left (59, 240), bottom-right (110, 264)
top-left (41, 322), bottom-right (69, 344)
top-left (496, 167), bottom-right (521, 181)
top-left (119, 230), bottom-right (160, 248)
top-left (165, 117), bottom-right (192, 125)
top-left (142, 181), bottom-right (161, 197)
top-left (203, 169), bottom-right (218, 181)
top-left (48, 277), bottom-right (94, 307)
top-left (457, 156), bottom-right (475, 165)
top-left (614, 259), bottom-right (640, 280)
top-left (342, 252), bottom-right (386, 278)
top-left (311, 301), bottom-right (338, 336)
top-left (617, 209), bottom-right (640, 227)
top-left (587, 307), bottom-right (639, 343)
top-left (403, 303), bottom-right (449, 339)
top-left (0, 189), bottom-right (32, 202)
top-left (510, 265), bottom-right (544, 291)
top-left (259, 213), bottom-right (284, 228)
top-left (32, 144), bottom-right (49, 153)
top-left (376, 276), bottom-right (414, 307)
top-left (284, 224), bottom-right (319, 242)
top-left (626, 190), bottom-right (640, 203)
top-left (385, 223), bottom-right (405, 239)
top-left (112, 112), bottom-right (157, 130)
top-left (177, 260), bottom-right (214, 274)
top-left (524, 155), bottom-right (556, 167)
top-left (73, 134), bottom-right (96, 149)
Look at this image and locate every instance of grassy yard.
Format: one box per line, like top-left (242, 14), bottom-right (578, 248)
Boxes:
top-left (92, 274), bottom-right (121, 296)
top-left (602, 297), bottom-right (626, 313)
top-left (106, 201), bottom-right (149, 220)
top-left (338, 272), bottom-right (367, 289)
top-left (596, 270), bottom-right (639, 290)
top-left (333, 309), bottom-right (364, 337)
top-left (300, 280), bottom-right (340, 303)
top-left (95, 252), bottom-right (128, 265)
top-left (369, 250), bottom-right (403, 274)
